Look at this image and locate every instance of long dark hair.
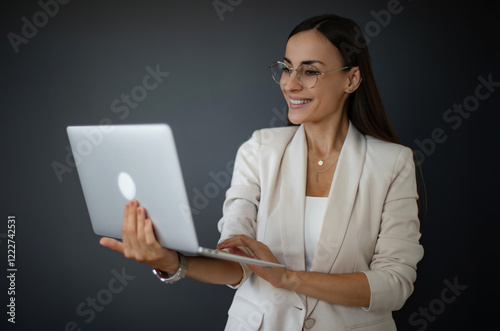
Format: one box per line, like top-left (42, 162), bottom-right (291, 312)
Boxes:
top-left (287, 14), bottom-right (427, 221)
top-left (288, 14), bottom-right (399, 143)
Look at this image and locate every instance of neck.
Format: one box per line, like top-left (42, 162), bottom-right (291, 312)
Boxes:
top-left (304, 113), bottom-right (349, 158)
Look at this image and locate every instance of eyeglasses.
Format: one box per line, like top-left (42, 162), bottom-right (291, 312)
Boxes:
top-left (269, 61), bottom-right (351, 89)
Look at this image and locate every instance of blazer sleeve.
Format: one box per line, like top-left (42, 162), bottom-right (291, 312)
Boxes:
top-left (217, 130), bottom-right (262, 288)
top-left (362, 146), bottom-right (424, 312)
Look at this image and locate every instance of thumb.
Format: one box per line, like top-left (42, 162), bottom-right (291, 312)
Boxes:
top-left (100, 237), bottom-right (125, 254)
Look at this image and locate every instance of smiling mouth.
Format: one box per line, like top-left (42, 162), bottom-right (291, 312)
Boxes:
top-left (289, 98), bottom-right (312, 105)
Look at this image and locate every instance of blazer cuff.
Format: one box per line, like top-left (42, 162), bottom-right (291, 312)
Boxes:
top-left (226, 262), bottom-right (252, 289)
top-left (216, 246), bottom-right (254, 289)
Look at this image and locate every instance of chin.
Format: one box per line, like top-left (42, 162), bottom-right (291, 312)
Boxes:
top-left (287, 108), bottom-right (309, 125)
top-left (287, 113), bottom-right (302, 125)
top-left (288, 118), bottom-right (303, 125)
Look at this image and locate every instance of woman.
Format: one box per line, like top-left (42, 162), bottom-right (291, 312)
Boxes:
top-left (101, 14), bottom-right (424, 331)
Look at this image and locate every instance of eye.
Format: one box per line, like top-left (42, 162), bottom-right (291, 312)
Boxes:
top-left (280, 64), bottom-right (292, 73)
top-left (281, 67), bottom-right (291, 73)
top-left (304, 69), bottom-right (320, 76)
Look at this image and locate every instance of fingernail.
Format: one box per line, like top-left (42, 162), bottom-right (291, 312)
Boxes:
top-left (137, 207), bottom-right (142, 215)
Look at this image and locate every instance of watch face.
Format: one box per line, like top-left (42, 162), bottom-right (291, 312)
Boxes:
top-left (153, 268), bottom-right (174, 282)
top-left (155, 269), bottom-right (171, 279)
top-left (152, 254), bottom-right (187, 284)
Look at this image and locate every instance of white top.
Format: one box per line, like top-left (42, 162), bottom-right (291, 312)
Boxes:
top-left (304, 196), bottom-right (328, 271)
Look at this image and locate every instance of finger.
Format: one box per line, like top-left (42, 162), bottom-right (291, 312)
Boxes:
top-left (219, 235), bottom-right (259, 250)
top-left (100, 237), bottom-right (125, 254)
top-left (121, 202), bottom-right (130, 241)
top-left (136, 206), bottom-right (147, 248)
top-left (239, 235), bottom-right (262, 249)
top-left (144, 218), bottom-right (162, 250)
top-left (121, 202), bottom-right (134, 251)
top-left (239, 235), bottom-right (267, 252)
top-left (240, 236), bottom-right (278, 262)
top-left (227, 246), bottom-right (250, 257)
top-left (125, 200), bottom-right (140, 249)
top-left (217, 235), bottom-right (246, 249)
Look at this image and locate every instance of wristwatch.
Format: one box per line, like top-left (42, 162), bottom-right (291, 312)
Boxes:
top-left (152, 253), bottom-right (187, 284)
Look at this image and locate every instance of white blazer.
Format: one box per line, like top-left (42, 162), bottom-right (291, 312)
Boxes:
top-left (218, 121), bottom-right (424, 331)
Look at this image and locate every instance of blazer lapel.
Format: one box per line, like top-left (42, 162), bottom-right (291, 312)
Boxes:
top-left (278, 124), bottom-right (308, 272)
top-left (306, 121), bottom-right (367, 314)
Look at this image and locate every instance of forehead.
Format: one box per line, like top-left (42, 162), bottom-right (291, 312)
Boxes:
top-left (285, 30), bottom-right (342, 65)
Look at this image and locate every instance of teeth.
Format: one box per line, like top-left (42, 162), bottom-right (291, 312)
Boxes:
top-left (290, 99), bottom-right (311, 105)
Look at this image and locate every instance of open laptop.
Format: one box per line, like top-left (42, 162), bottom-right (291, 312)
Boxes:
top-left (67, 124), bottom-right (283, 268)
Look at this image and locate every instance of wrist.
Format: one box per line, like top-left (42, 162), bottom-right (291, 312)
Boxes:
top-left (152, 253), bottom-right (187, 284)
top-left (163, 262), bottom-right (180, 275)
top-left (272, 268), bottom-right (294, 290)
top-left (156, 252), bottom-right (180, 274)
top-left (281, 269), bottom-right (300, 291)
top-left (156, 252), bottom-right (181, 274)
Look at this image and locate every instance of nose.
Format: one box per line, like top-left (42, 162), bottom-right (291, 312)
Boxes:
top-left (284, 69), bottom-right (303, 92)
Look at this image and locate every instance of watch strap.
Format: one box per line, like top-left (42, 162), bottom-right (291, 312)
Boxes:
top-left (152, 253), bottom-right (187, 284)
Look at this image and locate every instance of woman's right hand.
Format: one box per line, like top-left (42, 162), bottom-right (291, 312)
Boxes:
top-left (100, 200), bottom-right (180, 274)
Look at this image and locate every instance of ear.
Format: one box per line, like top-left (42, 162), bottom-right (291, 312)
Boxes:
top-left (345, 66), bottom-right (362, 93)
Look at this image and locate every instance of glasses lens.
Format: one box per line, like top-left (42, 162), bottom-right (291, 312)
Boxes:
top-left (270, 62), bottom-right (289, 85)
top-left (297, 65), bottom-right (319, 89)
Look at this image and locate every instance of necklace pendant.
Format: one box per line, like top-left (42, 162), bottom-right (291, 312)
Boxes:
top-left (318, 160), bottom-right (323, 166)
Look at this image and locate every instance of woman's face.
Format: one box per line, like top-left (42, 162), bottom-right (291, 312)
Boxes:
top-left (282, 29), bottom-right (351, 125)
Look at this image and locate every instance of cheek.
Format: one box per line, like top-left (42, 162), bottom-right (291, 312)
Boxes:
top-left (317, 83), bottom-right (343, 103)
top-left (311, 87), bottom-right (342, 114)
top-left (280, 86), bottom-right (288, 100)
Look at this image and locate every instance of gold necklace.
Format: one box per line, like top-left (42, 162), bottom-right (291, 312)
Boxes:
top-left (308, 149), bottom-right (341, 166)
top-left (307, 155), bottom-right (339, 183)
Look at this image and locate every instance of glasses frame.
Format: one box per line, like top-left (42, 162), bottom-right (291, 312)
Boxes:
top-left (270, 61), bottom-right (352, 89)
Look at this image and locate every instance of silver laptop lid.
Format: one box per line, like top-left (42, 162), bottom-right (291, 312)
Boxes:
top-left (67, 124), bottom-right (199, 253)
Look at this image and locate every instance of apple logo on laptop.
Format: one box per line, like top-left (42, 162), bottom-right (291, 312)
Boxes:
top-left (118, 172), bottom-right (136, 200)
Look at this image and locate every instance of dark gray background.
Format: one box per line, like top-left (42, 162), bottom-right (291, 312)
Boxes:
top-left (1, 0), bottom-right (498, 330)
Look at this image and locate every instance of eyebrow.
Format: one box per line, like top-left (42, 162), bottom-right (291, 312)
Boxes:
top-left (283, 57), bottom-right (325, 66)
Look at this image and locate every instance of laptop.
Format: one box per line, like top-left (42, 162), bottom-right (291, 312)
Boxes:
top-left (67, 123), bottom-right (283, 268)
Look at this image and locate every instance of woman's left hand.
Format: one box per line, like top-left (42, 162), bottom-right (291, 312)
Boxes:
top-left (217, 235), bottom-right (290, 289)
